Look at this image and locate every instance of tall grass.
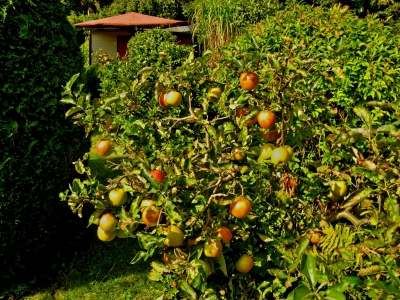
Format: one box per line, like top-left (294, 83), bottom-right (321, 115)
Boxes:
top-left (185, 0), bottom-right (282, 50)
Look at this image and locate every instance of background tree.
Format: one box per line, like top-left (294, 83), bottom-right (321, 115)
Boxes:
top-left (0, 0), bottom-right (90, 295)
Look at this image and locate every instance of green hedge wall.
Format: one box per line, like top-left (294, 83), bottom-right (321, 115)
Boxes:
top-left (0, 0), bottom-right (91, 294)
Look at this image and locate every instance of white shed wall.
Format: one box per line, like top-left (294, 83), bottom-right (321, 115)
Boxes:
top-left (91, 30), bottom-right (131, 57)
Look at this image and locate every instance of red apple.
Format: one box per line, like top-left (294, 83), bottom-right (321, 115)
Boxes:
top-left (257, 111), bottom-right (276, 128)
top-left (239, 72), bottom-right (259, 91)
top-left (236, 107), bottom-right (258, 126)
top-left (150, 169), bottom-right (166, 183)
top-left (261, 130), bottom-right (279, 141)
top-left (158, 92), bottom-right (169, 107)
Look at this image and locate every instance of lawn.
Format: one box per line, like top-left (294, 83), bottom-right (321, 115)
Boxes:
top-left (24, 133), bottom-right (162, 300)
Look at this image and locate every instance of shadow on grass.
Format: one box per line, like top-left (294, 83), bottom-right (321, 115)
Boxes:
top-left (25, 236), bottom-right (163, 300)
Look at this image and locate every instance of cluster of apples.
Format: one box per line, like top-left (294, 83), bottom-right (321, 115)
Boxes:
top-left (97, 188), bottom-right (135, 241)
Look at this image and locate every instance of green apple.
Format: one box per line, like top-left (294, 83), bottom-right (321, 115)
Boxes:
top-left (330, 181), bottom-right (348, 197)
top-left (260, 143), bottom-right (274, 159)
top-left (270, 147), bottom-right (290, 165)
top-left (207, 87), bottom-right (222, 100)
top-left (108, 188), bottom-right (127, 206)
top-left (188, 259), bottom-right (212, 279)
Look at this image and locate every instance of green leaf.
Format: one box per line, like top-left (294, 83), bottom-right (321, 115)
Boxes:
top-left (377, 124), bottom-right (397, 132)
top-left (141, 167), bottom-right (160, 189)
top-left (374, 281), bottom-right (400, 295)
top-left (293, 284), bottom-right (315, 300)
top-left (60, 97), bottom-right (76, 105)
top-left (216, 253), bottom-right (228, 277)
top-left (296, 237), bottom-right (310, 257)
top-left (87, 209), bottom-right (105, 227)
top-left (300, 254), bottom-right (317, 287)
top-left (151, 261), bottom-right (170, 274)
top-left (74, 159), bottom-right (85, 174)
top-left (65, 73), bottom-right (80, 91)
top-left (102, 96), bottom-right (120, 107)
top-left (238, 126), bottom-right (248, 143)
top-left (130, 251), bottom-right (148, 264)
top-left (332, 66), bottom-right (344, 79)
top-left (205, 125), bottom-right (217, 138)
top-left (342, 275), bottom-right (362, 288)
top-left (354, 106), bottom-right (372, 127)
top-left (65, 106), bottom-right (82, 119)
top-left (388, 268), bottom-right (400, 287)
top-left (323, 289), bottom-right (346, 300)
top-left (178, 280), bottom-right (197, 299)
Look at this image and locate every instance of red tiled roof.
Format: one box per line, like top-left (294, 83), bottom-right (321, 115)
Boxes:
top-left (74, 12), bottom-right (189, 28)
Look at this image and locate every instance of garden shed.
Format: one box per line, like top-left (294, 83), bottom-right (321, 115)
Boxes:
top-left (74, 12), bottom-right (190, 64)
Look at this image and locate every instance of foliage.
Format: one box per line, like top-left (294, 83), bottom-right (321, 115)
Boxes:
top-left (184, 0), bottom-right (283, 50)
top-left (60, 3), bottom-right (400, 299)
top-left (302, 0), bottom-right (400, 20)
top-left (0, 0), bottom-right (91, 297)
top-left (96, 29), bottom-right (192, 97)
top-left (68, 0), bottom-right (188, 27)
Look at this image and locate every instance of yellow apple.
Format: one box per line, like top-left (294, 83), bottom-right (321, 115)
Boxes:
top-left (260, 143), bottom-right (274, 159)
top-left (207, 87), bottom-right (222, 100)
top-left (164, 225), bottom-right (185, 247)
top-left (330, 181), bottom-right (348, 197)
top-left (165, 91), bottom-right (182, 107)
top-left (108, 188), bottom-right (127, 206)
top-left (270, 147), bottom-right (290, 165)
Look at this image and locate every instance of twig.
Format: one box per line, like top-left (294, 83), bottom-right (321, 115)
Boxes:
top-left (328, 207), bottom-right (368, 227)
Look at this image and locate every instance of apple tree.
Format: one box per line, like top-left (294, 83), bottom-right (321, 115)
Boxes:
top-left (60, 5), bottom-right (400, 299)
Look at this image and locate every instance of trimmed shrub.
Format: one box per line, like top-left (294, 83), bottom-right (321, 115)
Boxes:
top-left (98, 29), bottom-right (192, 96)
top-left (0, 0), bottom-right (91, 295)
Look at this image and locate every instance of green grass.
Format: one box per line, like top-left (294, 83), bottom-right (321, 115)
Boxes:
top-left (24, 238), bottom-right (162, 300)
top-left (24, 133), bottom-right (162, 300)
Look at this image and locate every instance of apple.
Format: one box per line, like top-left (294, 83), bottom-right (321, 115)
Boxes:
top-left (97, 226), bottom-right (117, 242)
top-left (108, 188), bottom-right (127, 206)
top-left (285, 145), bottom-right (294, 160)
top-left (235, 254), bottom-right (254, 273)
top-left (216, 226), bottom-right (232, 244)
top-left (257, 110), bottom-right (276, 128)
top-left (158, 92), bottom-right (169, 107)
top-left (270, 147), bottom-right (290, 165)
top-left (99, 213), bottom-right (117, 232)
top-left (164, 225), bottom-right (185, 247)
top-left (239, 72), bottom-right (259, 90)
top-left (230, 196), bottom-right (252, 219)
top-left (165, 91), bottom-right (182, 107)
top-left (189, 259), bottom-right (212, 279)
top-left (150, 169), bottom-right (166, 183)
top-left (142, 206), bottom-right (161, 227)
top-left (261, 130), bottom-right (279, 141)
top-left (231, 146), bottom-right (245, 161)
top-left (236, 107), bottom-right (258, 126)
top-left (95, 139), bottom-right (111, 156)
top-left (204, 238), bottom-right (223, 257)
top-left (207, 87), bottom-right (222, 100)
top-left (327, 191), bottom-right (341, 202)
top-left (330, 181), bottom-right (348, 197)
top-left (140, 199), bottom-right (157, 208)
top-left (260, 143), bottom-right (274, 159)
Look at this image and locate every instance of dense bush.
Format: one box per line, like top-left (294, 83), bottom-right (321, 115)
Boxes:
top-left (0, 0), bottom-right (91, 296)
top-left (62, 4), bottom-right (400, 299)
top-left (97, 29), bottom-right (192, 96)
